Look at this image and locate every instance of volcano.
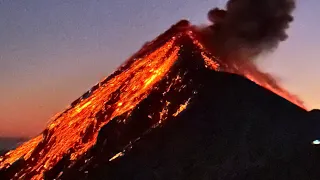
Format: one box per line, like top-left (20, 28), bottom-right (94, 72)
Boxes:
top-left (0, 20), bottom-right (318, 180)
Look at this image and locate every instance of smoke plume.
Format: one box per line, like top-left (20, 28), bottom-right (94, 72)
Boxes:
top-left (203, 0), bottom-right (296, 62)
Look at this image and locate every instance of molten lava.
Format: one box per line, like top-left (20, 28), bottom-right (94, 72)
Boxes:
top-left (0, 20), bottom-right (305, 180)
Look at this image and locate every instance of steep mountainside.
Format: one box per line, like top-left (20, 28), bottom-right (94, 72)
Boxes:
top-left (0, 20), bottom-right (317, 180)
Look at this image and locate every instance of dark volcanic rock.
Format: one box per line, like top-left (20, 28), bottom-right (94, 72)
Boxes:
top-left (1, 21), bottom-right (318, 180)
top-left (86, 71), bottom-right (319, 180)
top-left (0, 150), bottom-right (7, 156)
top-left (56, 32), bottom-right (319, 180)
top-left (104, 81), bottom-right (313, 179)
top-left (77, 71), bottom-right (318, 180)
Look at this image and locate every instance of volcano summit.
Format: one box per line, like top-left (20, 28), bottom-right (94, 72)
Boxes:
top-left (0, 20), bottom-right (319, 180)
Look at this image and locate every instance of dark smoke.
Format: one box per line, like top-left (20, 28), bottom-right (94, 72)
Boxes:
top-left (203, 0), bottom-right (296, 62)
top-left (194, 0), bottom-right (304, 108)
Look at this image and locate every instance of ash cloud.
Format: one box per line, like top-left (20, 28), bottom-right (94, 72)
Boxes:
top-left (202, 0), bottom-right (296, 62)
top-left (193, 0), bottom-right (304, 108)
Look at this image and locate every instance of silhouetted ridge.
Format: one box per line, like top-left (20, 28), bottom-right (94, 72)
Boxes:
top-left (87, 70), bottom-right (319, 180)
top-left (0, 20), bottom-right (317, 180)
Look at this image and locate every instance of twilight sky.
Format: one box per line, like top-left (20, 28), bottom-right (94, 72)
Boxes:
top-left (0, 0), bottom-right (319, 137)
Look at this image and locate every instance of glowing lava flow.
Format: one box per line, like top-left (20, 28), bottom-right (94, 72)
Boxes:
top-left (187, 30), bottom-right (305, 109)
top-left (0, 21), bottom-right (305, 180)
top-left (0, 38), bottom-right (181, 180)
top-left (229, 63), bottom-right (306, 109)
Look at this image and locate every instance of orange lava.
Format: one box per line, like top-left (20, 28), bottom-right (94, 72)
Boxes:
top-left (230, 63), bottom-right (306, 109)
top-left (0, 23), bottom-right (305, 180)
top-left (0, 38), bottom-right (182, 180)
top-left (187, 29), bottom-right (305, 109)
